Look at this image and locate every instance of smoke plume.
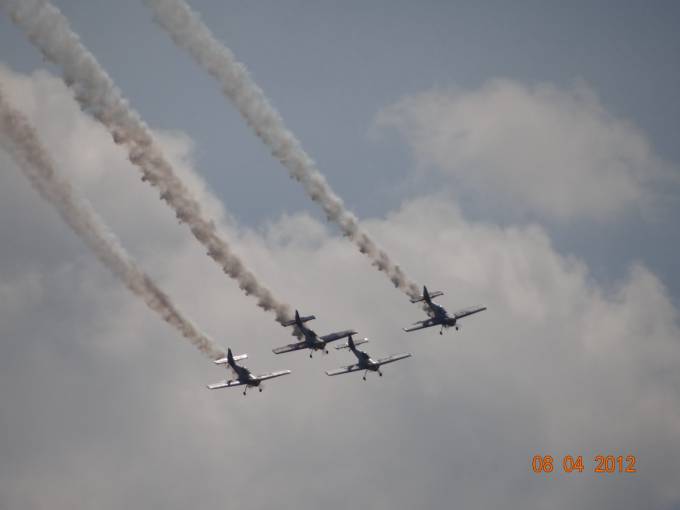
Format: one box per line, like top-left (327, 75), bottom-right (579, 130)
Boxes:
top-left (0, 0), bottom-right (294, 324)
top-left (0, 86), bottom-right (225, 359)
top-left (142, 0), bottom-right (421, 299)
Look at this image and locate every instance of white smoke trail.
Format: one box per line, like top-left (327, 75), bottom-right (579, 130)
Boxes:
top-left (0, 0), bottom-right (294, 324)
top-left (0, 86), bottom-right (225, 360)
top-left (143, 0), bottom-right (421, 299)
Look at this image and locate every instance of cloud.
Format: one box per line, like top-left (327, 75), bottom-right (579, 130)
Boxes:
top-left (1, 66), bottom-right (679, 509)
top-left (376, 79), bottom-right (668, 221)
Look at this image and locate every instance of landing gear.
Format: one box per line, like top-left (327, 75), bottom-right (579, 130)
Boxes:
top-left (259, 387), bottom-right (263, 393)
top-left (378, 370), bottom-right (383, 377)
top-left (439, 327), bottom-right (444, 335)
top-left (309, 352), bottom-right (313, 358)
top-left (243, 389), bottom-right (247, 396)
top-left (363, 370), bottom-right (368, 381)
top-left (324, 349), bottom-right (329, 354)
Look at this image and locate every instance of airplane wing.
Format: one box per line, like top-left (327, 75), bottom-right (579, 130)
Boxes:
top-left (454, 305), bottom-right (487, 319)
top-left (320, 329), bottom-right (358, 342)
top-left (325, 364), bottom-right (363, 376)
top-left (272, 342), bottom-right (309, 354)
top-left (207, 379), bottom-right (245, 390)
top-left (252, 370), bottom-right (292, 382)
top-left (375, 353), bottom-right (412, 366)
top-left (402, 319), bottom-right (438, 332)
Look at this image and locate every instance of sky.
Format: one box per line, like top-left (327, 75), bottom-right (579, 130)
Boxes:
top-left (1, 1), bottom-right (679, 509)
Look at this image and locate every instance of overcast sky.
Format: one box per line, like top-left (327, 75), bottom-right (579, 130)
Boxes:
top-left (1, 1), bottom-right (679, 509)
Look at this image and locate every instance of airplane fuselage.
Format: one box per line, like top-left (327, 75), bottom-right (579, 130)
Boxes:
top-left (351, 349), bottom-right (380, 371)
top-left (431, 303), bottom-right (458, 329)
top-left (365, 359), bottom-right (381, 371)
top-left (245, 378), bottom-right (261, 387)
top-left (231, 364), bottom-right (261, 387)
top-left (300, 326), bottom-right (326, 351)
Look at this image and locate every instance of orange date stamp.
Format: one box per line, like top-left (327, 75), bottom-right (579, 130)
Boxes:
top-left (531, 454), bottom-right (637, 474)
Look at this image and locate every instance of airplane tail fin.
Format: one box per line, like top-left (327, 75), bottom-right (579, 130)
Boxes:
top-left (281, 310), bottom-right (316, 327)
top-left (409, 286), bottom-right (444, 304)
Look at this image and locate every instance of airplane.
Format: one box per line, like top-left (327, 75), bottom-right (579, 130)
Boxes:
top-left (403, 286), bottom-right (486, 335)
top-left (207, 348), bottom-right (291, 396)
top-left (272, 310), bottom-right (357, 358)
top-left (326, 335), bottom-right (411, 380)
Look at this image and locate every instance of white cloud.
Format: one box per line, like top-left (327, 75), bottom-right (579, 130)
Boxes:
top-left (376, 79), bottom-right (667, 221)
top-left (1, 67), bottom-right (679, 509)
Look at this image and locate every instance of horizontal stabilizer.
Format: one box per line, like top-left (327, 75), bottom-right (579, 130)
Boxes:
top-left (335, 338), bottom-right (369, 350)
top-left (410, 290), bottom-right (443, 303)
top-left (281, 314), bottom-right (316, 327)
top-left (213, 353), bottom-right (247, 365)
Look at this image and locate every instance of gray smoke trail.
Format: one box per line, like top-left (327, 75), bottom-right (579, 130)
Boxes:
top-left (0, 86), bottom-right (225, 360)
top-left (0, 0), bottom-right (294, 325)
top-left (143, 0), bottom-right (421, 300)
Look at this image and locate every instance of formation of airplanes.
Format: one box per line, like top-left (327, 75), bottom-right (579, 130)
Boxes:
top-left (208, 286), bottom-right (486, 395)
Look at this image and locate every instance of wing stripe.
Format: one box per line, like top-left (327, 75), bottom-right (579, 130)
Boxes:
top-left (272, 342), bottom-right (308, 354)
top-left (403, 322), bottom-right (436, 332)
top-left (454, 306), bottom-right (487, 319)
top-left (325, 364), bottom-right (362, 376)
top-left (207, 379), bottom-right (245, 389)
top-left (253, 370), bottom-right (292, 381)
top-left (375, 353), bottom-right (412, 366)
